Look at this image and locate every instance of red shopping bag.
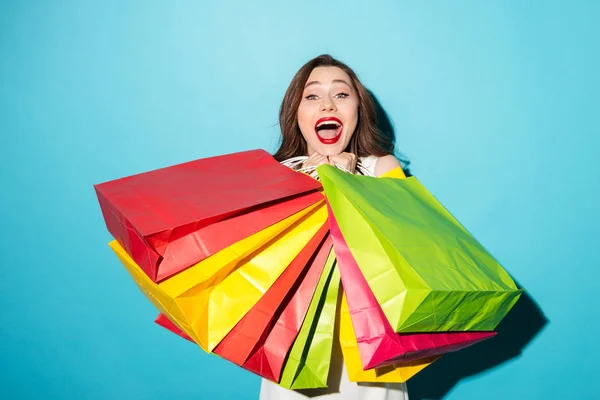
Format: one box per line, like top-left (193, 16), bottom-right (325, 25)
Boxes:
top-left (328, 203), bottom-right (496, 370)
top-left (95, 149), bottom-right (322, 282)
top-left (155, 230), bottom-right (333, 382)
top-left (212, 223), bottom-right (329, 365)
top-left (243, 236), bottom-right (333, 382)
top-left (155, 314), bottom-right (194, 342)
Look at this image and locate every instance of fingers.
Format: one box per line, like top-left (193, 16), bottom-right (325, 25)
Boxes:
top-left (301, 153), bottom-right (329, 169)
top-left (302, 152), bottom-right (358, 174)
top-left (328, 152), bottom-right (357, 173)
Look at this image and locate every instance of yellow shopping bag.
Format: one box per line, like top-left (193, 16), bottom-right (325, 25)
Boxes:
top-left (379, 166), bottom-right (407, 179)
top-left (111, 200), bottom-right (327, 352)
top-left (339, 294), bottom-right (438, 383)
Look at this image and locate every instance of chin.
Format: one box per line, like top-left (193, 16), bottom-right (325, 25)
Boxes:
top-left (321, 149), bottom-right (343, 157)
top-left (316, 145), bottom-right (345, 157)
top-left (314, 139), bottom-right (349, 157)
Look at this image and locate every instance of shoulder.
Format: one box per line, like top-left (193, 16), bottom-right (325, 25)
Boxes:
top-left (374, 154), bottom-right (402, 177)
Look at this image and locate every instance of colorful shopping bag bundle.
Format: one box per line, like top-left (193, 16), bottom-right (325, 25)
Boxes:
top-left (95, 149), bottom-right (523, 389)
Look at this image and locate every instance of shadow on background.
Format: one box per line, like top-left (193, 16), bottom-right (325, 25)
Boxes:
top-left (370, 92), bottom-right (549, 398)
top-left (369, 90), bottom-right (413, 177)
top-left (407, 284), bottom-right (548, 400)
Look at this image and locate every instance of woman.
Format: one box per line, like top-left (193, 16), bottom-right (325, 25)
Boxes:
top-left (262, 55), bottom-right (408, 399)
top-left (273, 54), bottom-right (402, 177)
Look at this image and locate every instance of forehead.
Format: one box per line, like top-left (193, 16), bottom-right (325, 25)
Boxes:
top-left (305, 66), bottom-right (352, 86)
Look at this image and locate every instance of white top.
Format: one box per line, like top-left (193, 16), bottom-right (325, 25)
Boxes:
top-left (259, 156), bottom-right (409, 400)
top-left (357, 155), bottom-right (378, 176)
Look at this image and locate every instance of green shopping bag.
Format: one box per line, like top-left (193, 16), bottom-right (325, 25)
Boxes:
top-left (318, 164), bottom-right (522, 333)
top-left (278, 247), bottom-right (340, 389)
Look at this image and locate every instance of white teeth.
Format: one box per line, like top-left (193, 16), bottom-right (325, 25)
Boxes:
top-left (317, 121), bottom-right (341, 128)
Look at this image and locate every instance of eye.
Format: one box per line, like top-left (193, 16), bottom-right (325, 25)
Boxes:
top-left (305, 94), bottom-right (318, 100)
top-left (335, 92), bottom-right (350, 99)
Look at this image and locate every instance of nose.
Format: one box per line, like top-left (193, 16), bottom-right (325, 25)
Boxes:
top-left (321, 97), bottom-right (337, 112)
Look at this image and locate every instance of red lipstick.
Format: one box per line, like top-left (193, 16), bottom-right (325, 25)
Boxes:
top-left (315, 117), bottom-right (343, 145)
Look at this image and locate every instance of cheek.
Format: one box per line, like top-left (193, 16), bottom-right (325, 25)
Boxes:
top-left (297, 104), bottom-right (315, 134)
top-left (341, 102), bottom-right (359, 132)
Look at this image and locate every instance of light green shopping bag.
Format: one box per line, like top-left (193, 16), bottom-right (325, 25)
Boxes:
top-left (318, 164), bottom-right (522, 333)
top-left (278, 248), bottom-right (340, 389)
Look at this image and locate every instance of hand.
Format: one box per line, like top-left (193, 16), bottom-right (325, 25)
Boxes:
top-left (301, 153), bottom-right (330, 171)
top-left (328, 152), bottom-right (357, 174)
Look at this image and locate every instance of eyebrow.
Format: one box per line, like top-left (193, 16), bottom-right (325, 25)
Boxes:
top-left (304, 79), bottom-right (352, 89)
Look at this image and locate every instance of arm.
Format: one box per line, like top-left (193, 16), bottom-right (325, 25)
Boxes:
top-left (374, 154), bottom-right (402, 177)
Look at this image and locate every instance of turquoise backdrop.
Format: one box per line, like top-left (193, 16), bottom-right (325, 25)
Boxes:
top-left (1, 1), bottom-right (598, 399)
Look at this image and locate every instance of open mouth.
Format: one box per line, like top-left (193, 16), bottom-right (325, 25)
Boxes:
top-left (315, 117), bottom-right (343, 145)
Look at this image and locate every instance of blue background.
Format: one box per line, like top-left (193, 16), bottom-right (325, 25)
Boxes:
top-left (1, 1), bottom-right (598, 399)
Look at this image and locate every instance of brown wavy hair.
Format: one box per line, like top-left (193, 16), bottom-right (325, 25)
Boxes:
top-left (273, 54), bottom-right (394, 162)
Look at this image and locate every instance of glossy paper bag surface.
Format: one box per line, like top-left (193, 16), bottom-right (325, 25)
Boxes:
top-left (213, 223), bottom-right (329, 365)
top-left (319, 164), bottom-right (522, 333)
top-left (243, 236), bottom-right (334, 382)
top-left (339, 294), bottom-right (438, 383)
top-left (154, 235), bottom-right (333, 382)
top-left (279, 249), bottom-right (340, 389)
top-left (96, 149), bottom-right (322, 281)
top-left (110, 201), bottom-right (327, 352)
top-left (328, 204), bottom-right (496, 370)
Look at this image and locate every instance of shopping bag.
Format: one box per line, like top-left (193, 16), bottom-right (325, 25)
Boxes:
top-left (279, 248), bottom-right (340, 389)
top-left (243, 236), bottom-right (334, 382)
top-left (155, 314), bottom-right (193, 342)
top-left (110, 201), bottom-right (327, 352)
top-left (380, 166), bottom-right (407, 179)
top-left (154, 234), bottom-right (333, 382)
top-left (212, 223), bottom-right (329, 365)
top-left (328, 205), bottom-right (496, 370)
top-left (96, 149), bottom-right (323, 282)
top-left (319, 164), bottom-right (522, 332)
top-left (339, 294), bottom-right (438, 383)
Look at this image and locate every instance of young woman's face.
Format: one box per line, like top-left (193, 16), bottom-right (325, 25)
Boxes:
top-left (297, 66), bottom-right (359, 156)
